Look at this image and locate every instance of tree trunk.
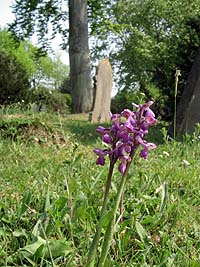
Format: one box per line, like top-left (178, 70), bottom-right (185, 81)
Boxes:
top-left (69, 0), bottom-right (93, 113)
top-left (168, 48), bottom-right (200, 137)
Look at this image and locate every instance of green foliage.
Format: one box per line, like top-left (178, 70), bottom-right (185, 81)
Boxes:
top-left (0, 29), bottom-right (69, 94)
top-left (0, 112), bottom-right (200, 266)
top-left (0, 29), bottom-right (40, 79)
top-left (27, 88), bottom-right (72, 114)
top-left (0, 117), bottom-right (36, 140)
top-left (38, 54), bottom-right (69, 90)
top-left (0, 51), bottom-right (30, 104)
top-left (9, 0), bottom-right (69, 50)
top-left (0, 29), bottom-right (18, 52)
top-left (111, 89), bottom-right (147, 114)
top-left (59, 76), bottom-right (71, 94)
top-left (10, 0), bottom-right (113, 52)
top-left (0, 116), bottom-right (50, 141)
top-left (111, 0), bottom-right (200, 120)
top-left (88, 0), bottom-right (121, 60)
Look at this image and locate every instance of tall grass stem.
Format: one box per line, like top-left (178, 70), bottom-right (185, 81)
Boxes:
top-left (174, 69), bottom-right (181, 140)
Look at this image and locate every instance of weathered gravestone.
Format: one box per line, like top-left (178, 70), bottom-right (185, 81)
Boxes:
top-left (91, 59), bottom-right (113, 123)
top-left (168, 48), bottom-right (200, 136)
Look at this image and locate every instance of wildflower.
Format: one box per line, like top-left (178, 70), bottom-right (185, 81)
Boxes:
top-left (93, 101), bottom-right (157, 174)
top-left (102, 134), bottom-right (112, 144)
top-left (88, 102), bottom-right (157, 267)
top-left (93, 148), bottom-right (111, 166)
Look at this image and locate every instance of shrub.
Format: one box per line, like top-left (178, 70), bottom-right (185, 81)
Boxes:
top-left (27, 87), bottom-right (72, 114)
top-left (0, 51), bottom-right (30, 104)
top-left (59, 76), bottom-right (71, 94)
top-left (111, 89), bottom-right (144, 114)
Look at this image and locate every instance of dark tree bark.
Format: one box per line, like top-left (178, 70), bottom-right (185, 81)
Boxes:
top-left (69, 0), bottom-right (93, 113)
top-left (168, 48), bottom-right (200, 136)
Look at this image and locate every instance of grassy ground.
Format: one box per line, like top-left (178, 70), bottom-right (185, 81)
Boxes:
top-left (0, 110), bottom-right (200, 266)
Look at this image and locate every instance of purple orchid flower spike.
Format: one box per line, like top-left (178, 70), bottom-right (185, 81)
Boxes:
top-left (88, 101), bottom-right (157, 267)
top-left (94, 101), bottom-right (157, 173)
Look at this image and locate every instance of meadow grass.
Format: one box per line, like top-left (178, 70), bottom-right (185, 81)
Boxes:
top-left (0, 110), bottom-right (200, 266)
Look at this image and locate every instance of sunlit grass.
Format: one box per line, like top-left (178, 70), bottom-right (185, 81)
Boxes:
top-left (0, 110), bottom-right (200, 266)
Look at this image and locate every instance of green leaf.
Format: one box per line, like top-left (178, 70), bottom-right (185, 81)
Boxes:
top-left (20, 236), bottom-right (72, 260)
top-left (44, 185), bottom-right (51, 212)
top-left (54, 196), bottom-right (68, 211)
top-left (18, 191), bottom-right (32, 216)
top-left (13, 229), bottom-right (27, 238)
top-left (159, 181), bottom-right (168, 214)
top-left (43, 239), bottom-right (72, 258)
top-left (20, 236), bottom-right (46, 258)
top-left (102, 210), bottom-right (112, 228)
top-left (135, 221), bottom-right (149, 246)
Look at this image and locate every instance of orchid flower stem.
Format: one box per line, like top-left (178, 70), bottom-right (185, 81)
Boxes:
top-left (86, 161), bottom-right (115, 267)
top-left (119, 192), bottom-right (124, 224)
top-left (97, 172), bottom-right (127, 267)
top-left (97, 148), bottom-right (137, 267)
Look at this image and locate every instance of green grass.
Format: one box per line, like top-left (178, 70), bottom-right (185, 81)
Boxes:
top-left (0, 110), bottom-right (200, 266)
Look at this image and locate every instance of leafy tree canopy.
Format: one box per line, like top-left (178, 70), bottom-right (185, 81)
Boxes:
top-left (0, 29), bottom-right (69, 91)
top-left (110, 0), bottom-right (200, 119)
top-left (9, 0), bottom-right (113, 51)
top-left (0, 50), bottom-right (30, 104)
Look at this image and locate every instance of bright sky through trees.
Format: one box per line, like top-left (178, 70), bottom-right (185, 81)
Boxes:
top-left (0, 0), bottom-right (69, 65)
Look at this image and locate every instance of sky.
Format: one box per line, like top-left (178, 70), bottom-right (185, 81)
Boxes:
top-left (0, 0), bottom-right (69, 65)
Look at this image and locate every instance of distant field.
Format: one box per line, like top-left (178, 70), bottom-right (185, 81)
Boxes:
top-left (0, 111), bottom-right (200, 266)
